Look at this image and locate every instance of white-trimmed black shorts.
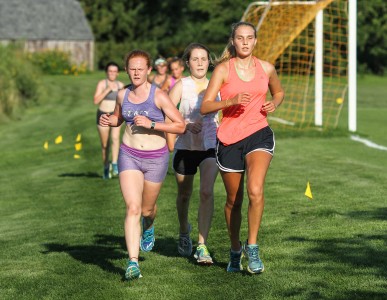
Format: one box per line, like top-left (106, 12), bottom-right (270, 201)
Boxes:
top-left (216, 126), bottom-right (275, 172)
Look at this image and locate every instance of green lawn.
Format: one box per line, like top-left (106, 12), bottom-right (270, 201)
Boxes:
top-left (0, 73), bottom-right (386, 299)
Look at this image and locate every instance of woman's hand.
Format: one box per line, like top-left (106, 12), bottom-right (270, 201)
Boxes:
top-left (230, 92), bottom-right (252, 107)
top-left (133, 115), bottom-right (152, 129)
top-left (261, 101), bottom-right (277, 113)
top-left (186, 121), bottom-right (202, 134)
top-left (99, 113), bottom-right (111, 127)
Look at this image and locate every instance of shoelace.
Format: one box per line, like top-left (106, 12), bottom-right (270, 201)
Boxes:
top-left (129, 261), bottom-right (139, 268)
top-left (179, 235), bottom-right (190, 246)
top-left (248, 247), bottom-right (259, 261)
top-left (230, 251), bottom-right (241, 266)
top-left (143, 228), bottom-right (153, 241)
top-left (198, 245), bottom-right (209, 256)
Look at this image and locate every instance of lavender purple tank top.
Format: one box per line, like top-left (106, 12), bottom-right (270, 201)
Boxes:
top-left (121, 84), bottom-right (165, 125)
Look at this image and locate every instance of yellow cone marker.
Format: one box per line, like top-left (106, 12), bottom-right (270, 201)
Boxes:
top-left (76, 133), bottom-right (81, 142)
top-left (73, 154), bottom-right (81, 159)
top-left (305, 181), bottom-right (313, 199)
top-left (44, 141), bottom-right (48, 150)
top-left (55, 135), bottom-right (63, 144)
top-left (75, 142), bottom-right (82, 151)
top-left (336, 97), bottom-right (343, 104)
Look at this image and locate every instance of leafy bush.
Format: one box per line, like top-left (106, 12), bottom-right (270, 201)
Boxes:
top-left (0, 44), bottom-right (43, 119)
top-left (28, 49), bottom-right (88, 75)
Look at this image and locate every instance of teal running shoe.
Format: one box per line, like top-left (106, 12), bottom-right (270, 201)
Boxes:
top-left (242, 241), bottom-right (264, 274)
top-left (226, 248), bottom-right (243, 272)
top-left (177, 223), bottom-right (192, 257)
top-left (140, 218), bottom-right (155, 252)
top-left (112, 163), bottom-right (119, 176)
top-left (194, 244), bottom-right (213, 265)
top-left (125, 261), bottom-right (142, 280)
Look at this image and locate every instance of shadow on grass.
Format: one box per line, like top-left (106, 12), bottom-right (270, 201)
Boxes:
top-left (41, 234), bottom-right (131, 278)
top-left (152, 235), bottom-right (233, 272)
top-left (346, 206), bottom-right (387, 221)
top-left (58, 172), bottom-right (100, 178)
top-left (285, 231), bottom-right (387, 299)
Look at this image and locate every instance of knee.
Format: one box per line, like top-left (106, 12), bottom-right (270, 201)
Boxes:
top-left (225, 196), bottom-right (243, 211)
top-left (111, 135), bottom-right (119, 144)
top-left (126, 205), bottom-right (141, 217)
top-left (177, 191), bottom-right (192, 204)
top-left (141, 206), bottom-right (155, 218)
top-left (101, 143), bottom-right (109, 151)
top-left (247, 184), bottom-right (264, 204)
top-left (200, 187), bottom-right (214, 203)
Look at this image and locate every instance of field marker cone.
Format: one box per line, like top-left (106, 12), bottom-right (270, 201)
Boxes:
top-left (305, 181), bottom-right (313, 199)
top-left (55, 135), bottom-right (63, 144)
top-left (75, 142), bottom-right (82, 151)
top-left (44, 141), bottom-right (48, 150)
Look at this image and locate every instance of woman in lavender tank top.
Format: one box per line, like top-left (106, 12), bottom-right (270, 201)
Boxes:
top-left (99, 50), bottom-right (185, 280)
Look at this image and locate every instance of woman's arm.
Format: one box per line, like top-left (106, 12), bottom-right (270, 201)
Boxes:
top-left (165, 81), bottom-right (183, 151)
top-left (201, 62), bottom-right (252, 114)
top-left (260, 61), bottom-right (285, 113)
top-left (200, 64), bottom-right (227, 115)
top-left (133, 89), bottom-right (185, 134)
top-left (93, 80), bottom-right (111, 105)
top-left (99, 89), bottom-right (125, 127)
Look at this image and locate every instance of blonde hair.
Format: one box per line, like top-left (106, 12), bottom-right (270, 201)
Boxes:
top-left (216, 21), bottom-right (257, 65)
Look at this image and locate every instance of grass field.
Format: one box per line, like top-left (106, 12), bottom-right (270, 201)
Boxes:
top-left (0, 73), bottom-right (386, 299)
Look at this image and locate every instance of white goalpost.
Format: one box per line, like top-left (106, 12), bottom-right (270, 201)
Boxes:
top-left (348, 0), bottom-right (357, 132)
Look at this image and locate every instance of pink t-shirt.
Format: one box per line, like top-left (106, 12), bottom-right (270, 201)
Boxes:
top-left (218, 57), bottom-right (269, 145)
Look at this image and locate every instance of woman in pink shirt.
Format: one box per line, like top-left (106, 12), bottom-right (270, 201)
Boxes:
top-left (201, 21), bottom-right (284, 274)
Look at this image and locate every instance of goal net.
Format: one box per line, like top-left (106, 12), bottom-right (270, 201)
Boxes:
top-left (242, 0), bottom-right (348, 130)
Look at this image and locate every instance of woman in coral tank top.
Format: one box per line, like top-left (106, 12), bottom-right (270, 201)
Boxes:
top-left (201, 21), bottom-right (284, 274)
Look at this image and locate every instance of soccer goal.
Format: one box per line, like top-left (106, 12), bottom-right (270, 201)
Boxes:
top-left (242, 0), bottom-right (356, 131)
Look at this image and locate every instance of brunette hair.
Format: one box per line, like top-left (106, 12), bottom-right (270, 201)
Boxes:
top-left (105, 61), bottom-right (119, 72)
top-left (168, 56), bottom-right (185, 69)
top-left (182, 43), bottom-right (213, 67)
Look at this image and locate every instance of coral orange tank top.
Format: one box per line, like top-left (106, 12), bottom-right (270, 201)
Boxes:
top-left (218, 57), bottom-right (269, 145)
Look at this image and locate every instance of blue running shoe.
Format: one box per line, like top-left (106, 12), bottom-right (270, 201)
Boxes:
top-left (140, 218), bottom-right (155, 252)
top-left (102, 166), bottom-right (111, 179)
top-left (242, 241), bottom-right (264, 274)
top-left (227, 248), bottom-right (243, 272)
top-left (125, 261), bottom-right (142, 280)
top-left (178, 223), bottom-right (192, 257)
top-left (112, 163), bottom-right (119, 176)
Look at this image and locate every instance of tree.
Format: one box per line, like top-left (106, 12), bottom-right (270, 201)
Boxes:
top-left (357, 0), bottom-right (387, 74)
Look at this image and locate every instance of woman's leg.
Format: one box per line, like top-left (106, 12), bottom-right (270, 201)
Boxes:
top-left (141, 180), bottom-right (164, 230)
top-left (110, 125), bottom-right (121, 165)
top-left (221, 171), bottom-right (244, 251)
top-left (97, 125), bottom-right (110, 175)
top-left (119, 170), bottom-right (145, 262)
top-left (245, 151), bottom-right (272, 244)
top-left (175, 173), bottom-right (194, 234)
top-left (197, 158), bottom-right (218, 244)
